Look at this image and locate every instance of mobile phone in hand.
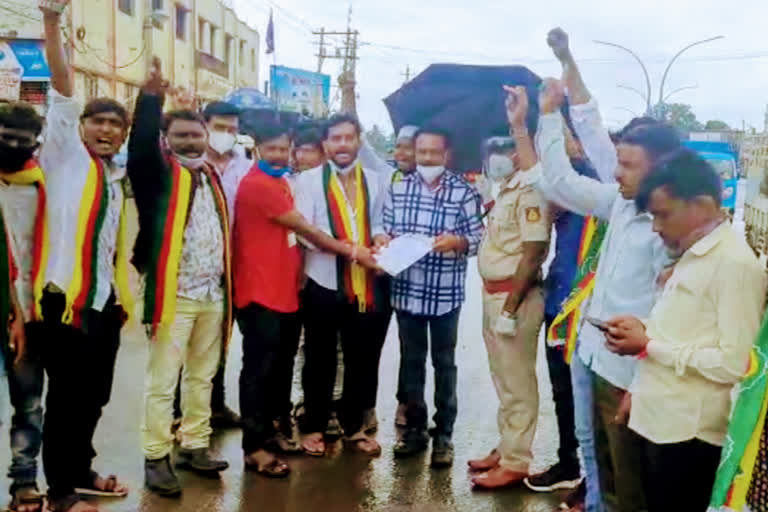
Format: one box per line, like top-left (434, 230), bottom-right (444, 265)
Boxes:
top-left (585, 316), bottom-right (610, 333)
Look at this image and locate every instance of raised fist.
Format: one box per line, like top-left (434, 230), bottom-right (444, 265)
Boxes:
top-left (538, 78), bottom-right (566, 115)
top-left (547, 27), bottom-right (571, 62)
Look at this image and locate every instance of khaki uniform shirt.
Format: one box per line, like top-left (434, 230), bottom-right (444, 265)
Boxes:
top-left (478, 168), bottom-right (550, 282)
top-left (629, 222), bottom-right (767, 446)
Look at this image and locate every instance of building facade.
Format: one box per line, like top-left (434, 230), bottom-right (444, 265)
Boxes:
top-left (2, 0), bottom-right (259, 110)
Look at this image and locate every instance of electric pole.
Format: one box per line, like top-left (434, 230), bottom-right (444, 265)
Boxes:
top-left (313, 27), bottom-right (327, 73)
top-left (312, 6), bottom-right (359, 115)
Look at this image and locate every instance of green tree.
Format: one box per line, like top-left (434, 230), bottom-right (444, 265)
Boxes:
top-left (656, 102), bottom-right (702, 132)
top-left (365, 124), bottom-right (393, 157)
top-left (705, 120), bottom-right (730, 130)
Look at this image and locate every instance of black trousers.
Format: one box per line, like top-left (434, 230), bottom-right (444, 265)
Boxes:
top-left (300, 279), bottom-right (390, 436)
top-left (544, 314), bottom-right (579, 469)
top-left (40, 291), bottom-right (123, 502)
top-left (237, 303), bottom-right (300, 454)
top-left (396, 308), bottom-right (461, 439)
top-left (639, 436), bottom-right (721, 512)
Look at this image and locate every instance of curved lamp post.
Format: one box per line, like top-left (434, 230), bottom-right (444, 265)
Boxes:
top-left (658, 36), bottom-right (724, 106)
top-left (595, 40), bottom-right (653, 115)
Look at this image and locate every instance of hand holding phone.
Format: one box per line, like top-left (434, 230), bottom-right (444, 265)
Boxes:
top-left (585, 316), bottom-right (610, 333)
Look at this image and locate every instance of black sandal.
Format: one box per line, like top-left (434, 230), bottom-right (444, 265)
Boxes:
top-left (9, 484), bottom-right (44, 512)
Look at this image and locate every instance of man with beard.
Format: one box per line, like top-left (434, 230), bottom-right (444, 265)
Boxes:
top-left (0, 101), bottom-right (40, 512)
top-left (605, 149), bottom-right (765, 512)
top-left (295, 113), bottom-right (391, 457)
top-left (383, 128), bottom-right (484, 468)
top-left (171, 101), bottom-right (247, 433)
top-left (128, 59), bottom-right (229, 497)
top-left (40, 2), bottom-right (135, 510)
top-left (233, 118), bottom-right (379, 476)
top-left (505, 68), bottom-right (678, 511)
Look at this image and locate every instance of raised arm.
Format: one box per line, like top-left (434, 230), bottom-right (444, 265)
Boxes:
top-left (548, 28), bottom-right (618, 183)
top-left (127, 58), bottom-right (170, 207)
top-left (40, 0), bottom-right (73, 97)
top-left (505, 83), bottom-right (617, 220)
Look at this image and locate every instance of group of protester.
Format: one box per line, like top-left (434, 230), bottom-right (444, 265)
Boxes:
top-left (0, 3), bottom-right (765, 512)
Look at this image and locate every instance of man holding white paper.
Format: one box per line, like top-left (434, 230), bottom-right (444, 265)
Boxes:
top-left (468, 131), bottom-right (550, 489)
top-left (382, 127), bottom-right (484, 468)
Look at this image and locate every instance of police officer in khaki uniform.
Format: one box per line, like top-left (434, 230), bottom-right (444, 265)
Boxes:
top-left (469, 129), bottom-right (550, 490)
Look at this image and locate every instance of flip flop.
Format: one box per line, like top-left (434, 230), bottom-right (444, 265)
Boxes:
top-left (245, 459), bottom-right (291, 479)
top-left (75, 473), bottom-right (128, 498)
top-left (302, 435), bottom-right (326, 457)
top-left (344, 437), bottom-right (382, 457)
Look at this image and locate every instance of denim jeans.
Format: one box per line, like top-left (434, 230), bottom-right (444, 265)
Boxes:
top-left (7, 323), bottom-right (44, 487)
top-left (571, 352), bottom-right (604, 512)
top-left (396, 307), bottom-right (461, 439)
top-left (0, 374), bottom-right (8, 431)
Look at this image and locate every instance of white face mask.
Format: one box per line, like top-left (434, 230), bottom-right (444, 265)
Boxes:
top-left (177, 154), bottom-right (206, 170)
top-left (486, 153), bottom-right (516, 182)
top-left (209, 131), bottom-right (236, 155)
top-left (417, 165), bottom-right (446, 184)
top-left (331, 159), bottom-right (358, 176)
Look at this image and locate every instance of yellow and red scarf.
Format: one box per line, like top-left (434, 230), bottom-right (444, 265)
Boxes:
top-left (323, 162), bottom-right (375, 312)
top-left (63, 155), bottom-right (133, 332)
top-left (142, 158), bottom-right (232, 343)
top-left (547, 216), bottom-right (607, 364)
top-left (0, 159), bottom-right (48, 321)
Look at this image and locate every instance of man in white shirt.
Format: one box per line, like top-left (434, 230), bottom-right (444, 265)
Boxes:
top-left (505, 51), bottom-right (679, 512)
top-left (204, 100), bottom-right (251, 430)
top-left (605, 149), bottom-right (766, 512)
top-left (295, 114), bottom-right (391, 458)
top-left (40, 2), bottom-right (133, 510)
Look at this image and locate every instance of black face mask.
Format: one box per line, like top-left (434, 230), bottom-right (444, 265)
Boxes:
top-left (0, 141), bottom-right (37, 172)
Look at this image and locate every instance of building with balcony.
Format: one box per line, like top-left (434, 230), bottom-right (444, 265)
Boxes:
top-left (1, 0), bottom-right (259, 110)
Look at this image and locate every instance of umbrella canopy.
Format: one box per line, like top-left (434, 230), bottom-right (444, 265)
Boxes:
top-left (223, 87), bottom-right (275, 110)
top-left (384, 64), bottom-right (542, 172)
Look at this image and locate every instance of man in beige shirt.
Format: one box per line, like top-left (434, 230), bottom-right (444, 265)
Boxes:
top-left (469, 126), bottom-right (550, 489)
top-left (605, 148), bottom-right (767, 512)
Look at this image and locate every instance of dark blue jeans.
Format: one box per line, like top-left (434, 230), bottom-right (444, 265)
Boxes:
top-left (396, 307), bottom-right (461, 439)
top-left (7, 323), bottom-right (45, 489)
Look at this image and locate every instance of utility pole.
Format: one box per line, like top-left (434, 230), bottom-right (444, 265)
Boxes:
top-left (401, 65), bottom-right (411, 84)
top-left (313, 27), bottom-right (327, 73)
top-left (313, 6), bottom-right (359, 115)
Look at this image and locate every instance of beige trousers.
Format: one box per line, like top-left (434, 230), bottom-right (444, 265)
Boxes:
top-left (481, 286), bottom-right (544, 473)
top-left (142, 298), bottom-right (224, 460)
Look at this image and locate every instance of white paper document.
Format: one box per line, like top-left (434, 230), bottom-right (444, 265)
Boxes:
top-left (375, 234), bottom-right (434, 276)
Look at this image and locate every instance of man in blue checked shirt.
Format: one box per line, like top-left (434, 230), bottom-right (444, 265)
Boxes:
top-left (380, 127), bottom-right (484, 468)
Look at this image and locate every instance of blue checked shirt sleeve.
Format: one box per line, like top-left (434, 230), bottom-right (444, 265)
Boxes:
top-left (457, 186), bottom-right (484, 257)
top-left (382, 184), bottom-right (395, 235)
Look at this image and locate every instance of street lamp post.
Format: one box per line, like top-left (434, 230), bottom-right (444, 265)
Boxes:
top-left (595, 40), bottom-right (653, 115)
top-left (658, 36), bottom-right (724, 106)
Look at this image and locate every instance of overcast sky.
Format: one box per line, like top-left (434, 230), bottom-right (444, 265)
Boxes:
top-left (232, 0), bottom-right (768, 134)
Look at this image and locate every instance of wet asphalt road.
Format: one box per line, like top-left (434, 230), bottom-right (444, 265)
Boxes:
top-left (0, 265), bottom-right (564, 512)
top-left (0, 201), bottom-right (566, 511)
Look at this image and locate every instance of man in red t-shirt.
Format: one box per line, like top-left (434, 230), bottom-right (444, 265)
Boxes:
top-left (233, 120), bottom-right (379, 477)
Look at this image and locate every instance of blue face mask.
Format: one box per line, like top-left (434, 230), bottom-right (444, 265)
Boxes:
top-left (258, 159), bottom-right (291, 178)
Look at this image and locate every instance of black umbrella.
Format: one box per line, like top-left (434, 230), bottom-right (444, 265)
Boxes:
top-left (384, 64), bottom-right (542, 172)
